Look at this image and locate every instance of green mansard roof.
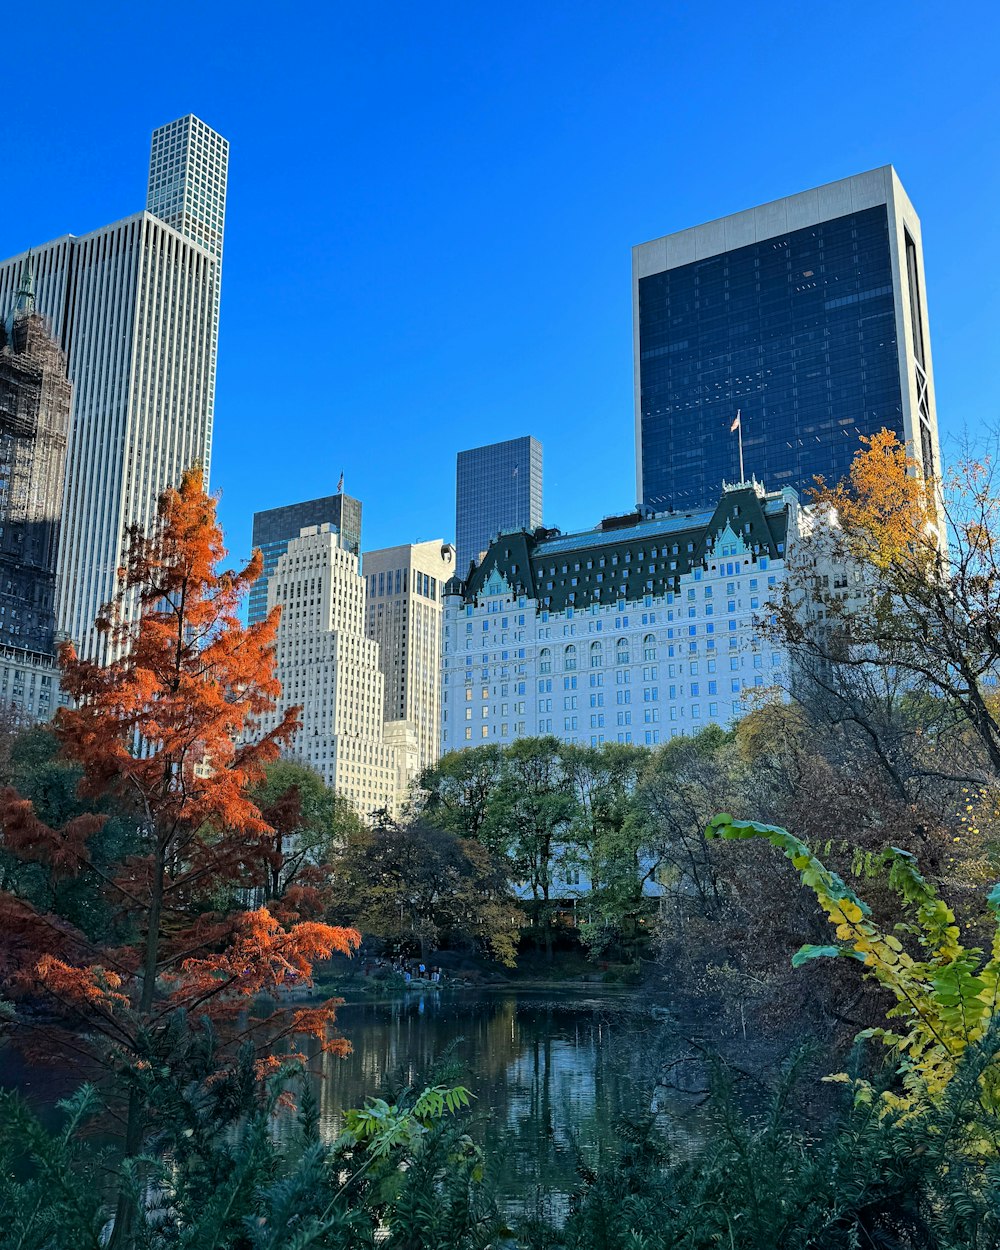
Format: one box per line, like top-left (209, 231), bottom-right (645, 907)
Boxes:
top-left (447, 485), bottom-right (794, 611)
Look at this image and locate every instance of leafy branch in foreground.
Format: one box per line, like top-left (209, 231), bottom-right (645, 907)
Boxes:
top-left (706, 812), bottom-right (1000, 1119)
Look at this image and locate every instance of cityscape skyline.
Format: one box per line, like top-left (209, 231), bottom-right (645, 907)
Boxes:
top-left (0, 4), bottom-right (993, 573)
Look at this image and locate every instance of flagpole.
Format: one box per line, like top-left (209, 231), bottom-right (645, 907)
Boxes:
top-left (731, 409), bottom-right (744, 482)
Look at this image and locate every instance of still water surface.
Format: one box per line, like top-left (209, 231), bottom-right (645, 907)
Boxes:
top-left (306, 987), bottom-right (682, 1218)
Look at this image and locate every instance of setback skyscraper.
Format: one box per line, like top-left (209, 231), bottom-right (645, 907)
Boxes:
top-left (363, 540), bottom-right (456, 773)
top-left (0, 114), bottom-right (228, 659)
top-left (247, 491), bottom-right (362, 627)
top-left (455, 436), bottom-right (543, 575)
top-left (633, 167), bottom-right (938, 511)
top-left (0, 259), bottom-right (72, 721)
top-left (260, 524), bottom-right (399, 816)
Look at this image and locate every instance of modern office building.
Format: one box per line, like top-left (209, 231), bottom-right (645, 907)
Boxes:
top-left (363, 540), bottom-right (456, 773)
top-left (0, 114), bottom-right (228, 659)
top-left (455, 436), bottom-right (543, 576)
top-left (261, 524), bottom-right (398, 816)
top-left (248, 491), bottom-right (362, 627)
top-left (441, 483), bottom-right (797, 754)
top-left (0, 259), bottom-right (72, 722)
top-left (633, 167), bottom-right (938, 512)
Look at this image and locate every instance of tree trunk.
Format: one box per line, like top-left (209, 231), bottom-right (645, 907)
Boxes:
top-left (109, 837), bottom-right (165, 1250)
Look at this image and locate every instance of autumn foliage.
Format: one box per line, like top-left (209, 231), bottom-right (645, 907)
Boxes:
top-left (812, 428), bottom-right (940, 572)
top-left (0, 468), bottom-right (359, 1129)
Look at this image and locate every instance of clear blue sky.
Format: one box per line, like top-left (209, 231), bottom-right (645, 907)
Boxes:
top-left (4, 1), bottom-right (998, 566)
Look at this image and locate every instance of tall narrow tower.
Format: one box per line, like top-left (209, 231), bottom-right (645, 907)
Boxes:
top-left (147, 115), bottom-right (228, 260)
top-left (0, 115), bottom-right (228, 660)
top-left (455, 436), bottom-right (543, 575)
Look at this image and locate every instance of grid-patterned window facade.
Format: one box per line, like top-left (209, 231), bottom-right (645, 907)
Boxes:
top-left (147, 115), bottom-right (229, 260)
top-left (456, 436), bottom-right (543, 575)
top-left (638, 205), bottom-right (905, 511)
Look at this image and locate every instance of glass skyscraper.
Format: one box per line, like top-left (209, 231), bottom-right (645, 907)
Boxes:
top-left (247, 492), bottom-right (362, 627)
top-left (455, 436), bottom-right (543, 575)
top-left (633, 167), bottom-right (938, 511)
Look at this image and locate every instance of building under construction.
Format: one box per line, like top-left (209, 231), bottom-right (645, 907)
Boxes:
top-left (0, 258), bottom-right (71, 721)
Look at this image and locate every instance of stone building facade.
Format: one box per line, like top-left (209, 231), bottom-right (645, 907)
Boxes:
top-left (441, 483), bottom-right (798, 754)
top-left (363, 539), bottom-right (456, 774)
top-left (262, 524), bottom-right (399, 817)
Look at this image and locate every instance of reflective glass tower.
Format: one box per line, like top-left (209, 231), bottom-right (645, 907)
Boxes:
top-left (455, 436), bottom-right (543, 575)
top-left (633, 167), bottom-right (938, 511)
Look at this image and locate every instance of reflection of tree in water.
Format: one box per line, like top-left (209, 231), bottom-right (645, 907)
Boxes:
top-left (485, 997), bottom-right (672, 1220)
top-left (280, 991), bottom-right (682, 1214)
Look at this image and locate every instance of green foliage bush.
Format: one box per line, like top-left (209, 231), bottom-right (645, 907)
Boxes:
top-left (0, 1052), bottom-right (500, 1250)
top-left (528, 1043), bottom-right (1000, 1250)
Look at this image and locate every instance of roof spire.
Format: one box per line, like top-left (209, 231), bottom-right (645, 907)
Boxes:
top-left (4, 253), bottom-right (35, 347)
top-left (15, 252), bottom-right (35, 316)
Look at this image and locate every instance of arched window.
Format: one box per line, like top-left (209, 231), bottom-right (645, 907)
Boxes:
top-left (643, 634), bottom-right (657, 661)
top-left (565, 644), bottom-right (577, 671)
top-left (539, 648), bottom-right (552, 674)
top-left (616, 638), bottom-right (630, 665)
top-left (590, 641), bottom-right (603, 668)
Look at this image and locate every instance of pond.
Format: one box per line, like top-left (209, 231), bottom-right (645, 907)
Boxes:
top-left (304, 986), bottom-right (694, 1220)
top-left (4, 984), bottom-right (705, 1224)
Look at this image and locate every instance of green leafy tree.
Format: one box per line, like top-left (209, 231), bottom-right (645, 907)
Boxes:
top-left (249, 759), bottom-right (363, 907)
top-left (481, 736), bottom-right (577, 961)
top-left (332, 817), bottom-right (521, 965)
top-left (418, 744), bottom-right (505, 841)
top-left (563, 743), bottom-right (651, 960)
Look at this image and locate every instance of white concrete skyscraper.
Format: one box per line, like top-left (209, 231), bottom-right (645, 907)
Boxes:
top-left (0, 115), bottom-right (228, 659)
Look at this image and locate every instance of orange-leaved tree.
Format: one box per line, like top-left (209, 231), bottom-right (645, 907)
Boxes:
top-left (0, 468), bottom-right (359, 1183)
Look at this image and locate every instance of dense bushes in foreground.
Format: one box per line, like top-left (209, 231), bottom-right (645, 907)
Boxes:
top-left (5, 1040), bottom-right (1000, 1249)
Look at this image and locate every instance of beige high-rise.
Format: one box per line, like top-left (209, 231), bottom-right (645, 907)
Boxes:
top-left (264, 524), bottom-right (397, 817)
top-left (363, 540), bottom-right (456, 774)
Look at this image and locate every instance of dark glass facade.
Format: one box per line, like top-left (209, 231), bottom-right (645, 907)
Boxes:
top-left (247, 493), bottom-right (362, 626)
top-left (638, 205), bottom-right (904, 510)
top-left (456, 436), bottom-right (543, 575)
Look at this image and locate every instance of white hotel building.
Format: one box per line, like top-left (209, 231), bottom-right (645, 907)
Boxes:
top-left (0, 115), bottom-right (227, 660)
top-left (441, 482), bottom-right (798, 754)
